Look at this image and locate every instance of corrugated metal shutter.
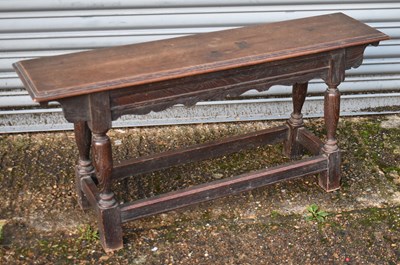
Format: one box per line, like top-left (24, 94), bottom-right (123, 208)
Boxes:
top-left (1, 1), bottom-right (399, 133)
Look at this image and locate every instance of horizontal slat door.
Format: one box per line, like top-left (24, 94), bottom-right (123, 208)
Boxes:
top-left (1, 1), bottom-right (399, 132)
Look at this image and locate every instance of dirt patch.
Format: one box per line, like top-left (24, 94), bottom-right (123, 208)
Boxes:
top-left (1, 115), bottom-right (399, 264)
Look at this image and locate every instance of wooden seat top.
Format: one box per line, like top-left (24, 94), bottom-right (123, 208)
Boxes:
top-left (14, 12), bottom-right (388, 103)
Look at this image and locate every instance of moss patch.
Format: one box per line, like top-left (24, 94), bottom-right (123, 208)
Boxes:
top-left (0, 220), bottom-right (6, 244)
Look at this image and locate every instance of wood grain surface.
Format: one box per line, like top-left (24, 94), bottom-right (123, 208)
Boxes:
top-left (14, 13), bottom-right (388, 102)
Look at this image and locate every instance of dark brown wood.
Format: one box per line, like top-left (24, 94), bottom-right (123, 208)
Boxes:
top-left (13, 13), bottom-right (388, 103)
top-left (121, 155), bottom-right (328, 222)
top-left (92, 133), bottom-right (113, 195)
top-left (82, 163), bottom-right (123, 252)
top-left (290, 83), bottom-right (308, 127)
top-left (12, 13), bottom-right (388, 251)
top-left (109, 54), bottom-right (329, 117)
top-left (84, 91), bottom-right (123, 250)
top-left (87, 92), bottom-right (114, 197)
top-left (283, 82), bottom-right (308, 158)
top-left (297, 128), bottom-right (324, 156)
top-left (75, 121), bottom-right (92, 162)
top-left (97, 201), bottom-right (123, 252)
top-left (319, 150), bottom-right (341, 191)
top-left (74, 121), bottom-right (94, 210)
top-left (81, 176), bottom-right (100, 207)
top-left (316, 47), bottom-right (345, 192)
top-left (323, 85), bottom-right (341, 153)
top-left (113, 125), bottom-right (288, 180)
top-left (59, 95), bottom-right (89, 123)
top-left (88, 92), bottom-right (111, 133)
top-left (319, 83), bottom-right (341, 191)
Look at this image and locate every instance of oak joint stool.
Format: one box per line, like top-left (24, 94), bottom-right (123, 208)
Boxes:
top-left (14, 13), bottom-right (388, 251)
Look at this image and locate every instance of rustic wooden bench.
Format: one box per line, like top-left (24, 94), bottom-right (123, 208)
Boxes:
top-left (13, 13), bottom-right (388, 251)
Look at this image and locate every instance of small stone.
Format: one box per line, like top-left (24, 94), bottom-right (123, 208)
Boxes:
top-left (212, 173), bottom-right (223, 179)
top-left (374, 232), bottom-right (383, 241)
top-left (99, 255), bottom-right (110, 261)
top-left (151, 247), bottom-right (158, 252)
top-left (381, 116), bottom-right (400, 129)
top-left (389, 171), bottom-right (400, 184)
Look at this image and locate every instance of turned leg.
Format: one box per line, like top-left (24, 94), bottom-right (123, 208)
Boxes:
top-left (319, 84), bottom-right (341, 191)
top-left (87, 92), bottom-right (123, 251)
top-left (74, 121), bottom-right (94, 210)
top-left (283, 82), bottom-right (308, 158)
top-left (92, 131), bottom-right (123, 251)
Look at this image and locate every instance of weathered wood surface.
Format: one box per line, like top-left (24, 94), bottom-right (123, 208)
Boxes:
top-left (113, 125), bottom-right (288, 180)
top-left (283, 82), bottom-right (308, 158)
top-left (120, 155), bottom-right (328, 222)
top-left (74, 121), bottom-right (93, 210)
top-left (13, 13), bottom-right (387, 103)
top-left (297, 128), bottom-right (324, 156)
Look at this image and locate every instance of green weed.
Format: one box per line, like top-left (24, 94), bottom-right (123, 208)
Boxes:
top-left (305, 204), bottom-right (329, 222)
top-left (77, 224), bottom-right (99, 242)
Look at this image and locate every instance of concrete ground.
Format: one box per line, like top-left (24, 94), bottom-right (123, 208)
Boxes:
top-left (0, 115), bottom-right (399, 264)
